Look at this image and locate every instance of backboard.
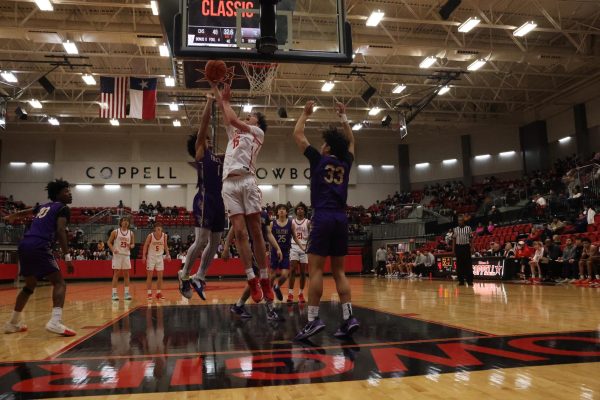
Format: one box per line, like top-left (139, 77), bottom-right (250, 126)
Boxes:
top-left (160, 0), bottom-right (352, 64)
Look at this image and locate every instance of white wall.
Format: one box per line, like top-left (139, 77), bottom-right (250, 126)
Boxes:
top-left (0, 125), bottom-right (532, 209)
top-left (587, 96), bottom-right (600, 129)
top-left (546, 109), bottom-right (575, 142)
top-left (408, 135), bottom-right (463, 183)
top-left (470, 126), bottom-right (522, 176)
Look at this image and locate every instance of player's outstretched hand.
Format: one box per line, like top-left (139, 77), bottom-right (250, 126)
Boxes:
top-left (222, 84), bottom-right (232, 102)
top-left (335, 101), bottom-right (346, 116)
top-left (303, 100), bottom-right (315, 116)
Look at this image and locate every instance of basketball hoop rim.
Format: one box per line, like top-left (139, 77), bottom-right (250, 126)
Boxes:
top-left (240, 61), bottom-right (278, 69)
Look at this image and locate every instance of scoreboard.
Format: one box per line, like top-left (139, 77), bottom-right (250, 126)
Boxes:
top-left (186, 0), bottom-right (260, 48)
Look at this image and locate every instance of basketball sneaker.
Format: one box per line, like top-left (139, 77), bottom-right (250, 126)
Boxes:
top-left (273, 285), bottom-right (283, 301)
top-left (248, 277), bottom-right (263, 303)
top-left (298, 293), bottom-right (306, 303)
top-left (124, 293), bottom-right (132, 301)
top-left (334, 316), bottom-right (360, 338)
top-left (112, 293), bottom-right (119, 301)
top-left (230, 304), bottom-right (252, 318)
top-left (190, 277), bottom-right (206, 300)
top-left (294, 318), bottom-right (326, 341)
top-left (178, 270), bottom-right (193, 299)
top-left (260, 278), bottom-right (274, 302)
top-left (287, 293), bottom-right (294, 303)
top-left (4, 321), bottom-right (27, 334)
top-left (147, 293), bottom-right (153, 301)
top-left (45, 320), bottom-right (76, 337)
top-left (155, 292), bottom-right (165, 300)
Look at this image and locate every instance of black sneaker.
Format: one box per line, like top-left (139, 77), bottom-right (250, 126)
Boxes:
top-left (273, 285), bottom-right (283, 301)
top-left (294, 318), bottom-right (326, 341)
top-left (230, 304), bottom-right (252, 318)
top-left (333, 316), bottom-right (360, 338)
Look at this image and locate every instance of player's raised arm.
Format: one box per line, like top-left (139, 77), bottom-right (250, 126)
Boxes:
top-left (2, 208), bottom-right (34, 224)
top-left (293, 101), bottom-right (313, 152)
top-left (195, 94), bottom-right (215, 161)
top-left (335, 101), bottom-right (354, 157)
top-left (211, 82), bottom-right (253, 132)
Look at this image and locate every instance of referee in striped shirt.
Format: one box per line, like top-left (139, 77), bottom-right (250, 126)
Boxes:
top-left (453, 215), bottom-right (473, 286)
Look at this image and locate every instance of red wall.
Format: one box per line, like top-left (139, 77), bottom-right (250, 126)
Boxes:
top-left (0, 256), bottom-right (363, 280)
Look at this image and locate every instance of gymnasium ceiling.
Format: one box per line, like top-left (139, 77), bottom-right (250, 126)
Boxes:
top-left (0, 0), bottom-right (599, 135)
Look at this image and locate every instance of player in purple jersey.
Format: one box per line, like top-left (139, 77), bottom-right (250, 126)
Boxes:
top-left (269, 204), bottom-right (304, 301)
top-left (292, 101), bottom-right (359, 341)
top-left (227, 210), bottom-right (284, 320)
top-left (3, 179), bottom-right (77, 337)
top-left (178, 94), bottom-right (226, 300)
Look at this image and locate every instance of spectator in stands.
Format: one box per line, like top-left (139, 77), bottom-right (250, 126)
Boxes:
top-left (444, 229), bottom-right (453, 246)
top-left (475, 222), bottom-right (485, 236)
top-left (574, 212), bottom-right (588, 233)
top-left (487, 242), bottom-right (502, 257)
top-left (541, 238), bottom-right (561, 281)
top-left (558, 238), bottom-right (577, 282)
top-left (534, 194), bottom-right (547, 208)
top-left (177, 250), bottom-right (187, 264)
top-left (515, 241), bottom-right (533, 279)
top-left (568, 186), bottom-right (583, 210)
top-left (585, 205), bottom-right (596, 226)
top-left (375, 245), bottom-right (387, 277)
top-left (139, 201), bottom-right (148, 215)
top-left (528, 241), bottom-right (544, 282)
top-left (155, 201), bottom-right (164, 214)
top-left (486, 221), bottom-right (495, 235)
top-left (549, 218), bottom-right (565, 234)
top-left (528, 227), bottom-right (542, 243)
top-left (577, 238), bottom-right (598, 283)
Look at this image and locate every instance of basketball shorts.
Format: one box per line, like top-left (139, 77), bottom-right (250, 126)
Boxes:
top-left (193, 192), bottom-right (225, 232)
top-left (271, 250), bottom-right (290, 270)
top-left (222, 175), bottom-right (262, 216)
top-left (290, 246), bottom-right (308, 263)
top-left (18, 242), bottom-right (59, 279)
top-left (146, 255), bottom-right (164, 271)
top-left (307, 210), bottom-right (348, 257)
top-left (112, 254), bottom-right (131, 270)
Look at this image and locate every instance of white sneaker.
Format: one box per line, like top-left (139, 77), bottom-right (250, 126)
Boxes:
top-left (4, 321), bottom-right (27, 334)
top-left (112, 293), bottom-right (119, 301)
top-left (124, 293), bottom-right (132, 301)
top-left (45, 320), bottom-right (76, 336)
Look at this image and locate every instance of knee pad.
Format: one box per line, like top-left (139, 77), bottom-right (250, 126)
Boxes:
top-left (22, 286), bottom-right (34, 295)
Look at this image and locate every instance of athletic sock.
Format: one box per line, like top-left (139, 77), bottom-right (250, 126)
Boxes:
top-left (299, 289), bottom-right (304, 295)
top-left (308, 305), bottom-right (319, 322)
top-left (274, 284), bottom-right (279, 289)
top-left (259, 269), bottom-right (269, 279)
top-left (156, 290), bottom-right (161, 293)
top-left (147, 290), bottom-right (152, 295)
top-left (245, 268), bottom-right (256, 280)
top-left (10, 310), bottom-right (21, 324)
top-left (288, 288), bottom-right (294, 295)
top-left (235, 298), bottom-right (245, 307)
top-left (112, 288), bottom-right (117, 295)
top-left (51, 307), bottom-right (62, 323)
top-left (124, 287), bottom-right (130, 294)
top-left (342, 303), bottom-right (352, 320)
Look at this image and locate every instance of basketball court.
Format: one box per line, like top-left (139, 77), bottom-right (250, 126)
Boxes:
top-left (1, 0), bottom-right (600, 398)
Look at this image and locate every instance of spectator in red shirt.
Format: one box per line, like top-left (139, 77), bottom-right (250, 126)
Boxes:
top-left (515, 241), bottom-right (533, 279)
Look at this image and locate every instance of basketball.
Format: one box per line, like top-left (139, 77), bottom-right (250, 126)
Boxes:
top-left (205, 60), bottom-right (227, 82)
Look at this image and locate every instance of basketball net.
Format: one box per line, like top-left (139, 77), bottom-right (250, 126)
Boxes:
top-left (240, 62), bottom-right (278, 96)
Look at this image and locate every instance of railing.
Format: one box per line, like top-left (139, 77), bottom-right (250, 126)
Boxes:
top-left (574, 163), bottom-right (600, 202)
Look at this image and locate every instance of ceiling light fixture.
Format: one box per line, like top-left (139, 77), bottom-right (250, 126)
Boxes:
top-left (28, 99), bottom-right (42, 109)
top-left (164, 76), bottom-right (176, 87)
top-left (173, 119), bottom-right (181, 127)
top-left (321, 81), bottom-right (335, 92)
top-left (438, 86), bottom-right (451, 95)
top-left (366, 10), bottom-right (385, 27)
top-left (169, 102), bottom-right (179, 111)
top-left (34, 0), bottom-right (53, 11)
top-left (82, 74), bottom-right (96, 85)
top-left (150, 0), bottom-right (159, 15)
top-left (159, 44), bottom-right (169, 57)
top-left (368, 107), bottom-right (381, 116)
top-left (419, 56), bottom-right (437, 69)
top-left (513, 21), bottom-right (537, 37)
top-left (392, 84), bottom-right (406, 94)
top-left (458, 17), bottom-right (480, 33)
top-left (1, 71), bottom-right (17, 83)
top-left (48, 117), bottom-right (59, 126)
top-left (467, 59), bottom-right (486, 71)
top-left (62, 40), bottom-right (78, 54)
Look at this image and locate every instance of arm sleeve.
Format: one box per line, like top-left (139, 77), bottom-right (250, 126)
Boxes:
top-left (303, 146), bottom-right (321, 171)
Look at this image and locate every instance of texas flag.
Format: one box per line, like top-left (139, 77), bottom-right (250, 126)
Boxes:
top-left (128, 77), bottom-right (157, 120)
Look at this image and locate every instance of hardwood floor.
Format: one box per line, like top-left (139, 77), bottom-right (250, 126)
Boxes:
top-left (1, 277), bottom-right (599, 399)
